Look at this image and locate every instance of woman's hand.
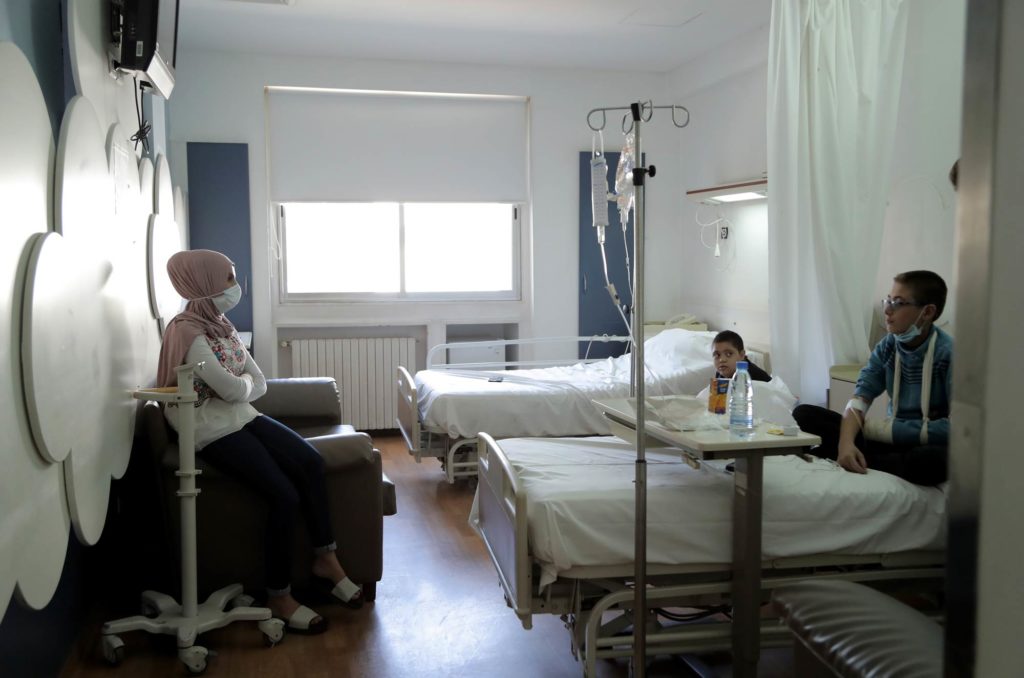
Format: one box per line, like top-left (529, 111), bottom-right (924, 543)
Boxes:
top-left (837, 441), bottom-right (868, 474)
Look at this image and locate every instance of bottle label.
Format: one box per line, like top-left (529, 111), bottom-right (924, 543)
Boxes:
top-left (727, 372), bottom-right (753, 429)
top-left (730, 412), bottom-right (751, 427)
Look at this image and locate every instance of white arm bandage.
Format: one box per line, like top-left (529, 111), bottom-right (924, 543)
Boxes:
top-left (845, 398), bottom-right (869, 414)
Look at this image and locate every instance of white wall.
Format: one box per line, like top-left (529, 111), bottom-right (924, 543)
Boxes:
top-left (664, 25), bottom-right (771, 345)
top-left (168, 50), bottom-right (670, 374)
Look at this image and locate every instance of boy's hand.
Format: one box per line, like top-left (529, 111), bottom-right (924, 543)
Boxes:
top-left (837, 442), bottom-right (868, 474)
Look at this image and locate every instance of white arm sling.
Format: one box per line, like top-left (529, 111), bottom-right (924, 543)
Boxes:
top-left (862, 331), bottom-right (937, 445)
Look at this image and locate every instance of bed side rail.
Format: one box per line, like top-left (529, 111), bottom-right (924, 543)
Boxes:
top-left (426, 335), bottom-right (630, 371)
top-left (395, 366), bottom-right (421, 459)
top-left (476, 433), bottom-right (532, 629)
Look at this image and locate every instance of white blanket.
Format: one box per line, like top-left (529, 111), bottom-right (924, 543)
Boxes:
top-left (473, 436), bottom-right (946, 587)
top-left (417, 329), bottom-right (718, 439)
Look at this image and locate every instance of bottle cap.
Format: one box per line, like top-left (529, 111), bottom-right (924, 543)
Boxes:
top-left (737, 361), bottom-right (748, 369)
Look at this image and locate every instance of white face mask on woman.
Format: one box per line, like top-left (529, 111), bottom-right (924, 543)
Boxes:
top-left (213, 283), bottom-right (242, 313)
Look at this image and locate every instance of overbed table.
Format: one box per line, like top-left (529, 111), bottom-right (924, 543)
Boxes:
top-left (593, 396), bottom-right (821, 678)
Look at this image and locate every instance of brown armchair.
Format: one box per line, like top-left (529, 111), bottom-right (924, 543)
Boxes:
top-left (142, 377), bottom-right (397, 602)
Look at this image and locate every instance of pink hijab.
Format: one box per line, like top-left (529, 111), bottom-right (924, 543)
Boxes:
top-left (156, 250), bottom-right (238, 387)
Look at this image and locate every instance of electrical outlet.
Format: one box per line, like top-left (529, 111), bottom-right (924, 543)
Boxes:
top-left (720, 226), bottom-right (729, 240)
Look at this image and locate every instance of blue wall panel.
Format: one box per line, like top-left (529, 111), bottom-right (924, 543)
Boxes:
top-left (0, 0), bottom-right (67, 134)
top-left (578, 151), bottom-right (633, 359)
top-left (186, 142), bottom-right (254, 332)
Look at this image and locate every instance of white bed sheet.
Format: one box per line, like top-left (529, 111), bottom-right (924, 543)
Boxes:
top-left (418, 329), bottom-right (718, 439)
top-left (475, 436), bottom-right (946, 587)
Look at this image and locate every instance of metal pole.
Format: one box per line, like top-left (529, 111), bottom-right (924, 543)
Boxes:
top-left (630, 101), bottom-right (648, 678)
top-left (175, 364), bottom-right (199, 619)
top-left (585, 100), bottom-right (688, 676)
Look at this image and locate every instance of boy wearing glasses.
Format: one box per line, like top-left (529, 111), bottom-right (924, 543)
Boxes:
top-left (793, 270), bottom-right (953, 485)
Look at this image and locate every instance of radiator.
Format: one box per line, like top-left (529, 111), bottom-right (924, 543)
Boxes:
top-left (290, 338), bottom-right (416, 430)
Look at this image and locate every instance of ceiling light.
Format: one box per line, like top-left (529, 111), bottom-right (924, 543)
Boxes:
top-left (222, 0), bottom-right (296, 6)
top-left (713, 192), bottom-right (764, 203)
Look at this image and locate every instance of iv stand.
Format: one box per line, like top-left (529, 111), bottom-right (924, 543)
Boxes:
top-left (586, 101), bottom-right (689, 677)
top-left (100, 363), bottom-right (285, 673)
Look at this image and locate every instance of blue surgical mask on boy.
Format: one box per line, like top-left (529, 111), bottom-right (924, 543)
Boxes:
top-left (213, 283), bottom-right (242, 313)
top-left (895, 309), bottom-right (926, 344)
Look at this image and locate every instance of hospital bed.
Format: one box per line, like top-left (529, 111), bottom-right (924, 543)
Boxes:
top-left (472, 434), bottom-right (945, 676)
top-left (397, 329), bottom-right (765, 483)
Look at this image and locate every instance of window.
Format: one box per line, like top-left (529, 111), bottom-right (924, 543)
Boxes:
top-left (279, 202), bottom-right (519, 301)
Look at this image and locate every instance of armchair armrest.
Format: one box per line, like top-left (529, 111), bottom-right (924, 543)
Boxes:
top-left (253, 377), bottom-right (342, 427)
top-left (306, 431), bottom-right (375, 471)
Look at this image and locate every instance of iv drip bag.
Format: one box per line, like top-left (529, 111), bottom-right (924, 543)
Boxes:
top-left (591, 156), bottom-right (609, 228)
top-left (614, 131), bottom-right (636, 220)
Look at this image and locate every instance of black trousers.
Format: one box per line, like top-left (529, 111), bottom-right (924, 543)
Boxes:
top-left (200, 415), bottom-right (335, 593)
top-left (792, 404), bottom-right (948, 486)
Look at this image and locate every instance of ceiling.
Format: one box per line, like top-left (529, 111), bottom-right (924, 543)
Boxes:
top-left (178, 0), bottom-right (771, 73)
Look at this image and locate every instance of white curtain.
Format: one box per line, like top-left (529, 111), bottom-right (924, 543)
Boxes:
top-left (767, 0), bottom-right (909, 403)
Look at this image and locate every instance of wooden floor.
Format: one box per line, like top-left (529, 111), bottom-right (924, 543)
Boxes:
top-left (62, 435), bottom-right (793, 677)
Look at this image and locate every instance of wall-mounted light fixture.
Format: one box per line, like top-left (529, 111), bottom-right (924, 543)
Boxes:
top-left (223, 0), bottom-right (296, 5)
top-left (686, 177), bottom-right (767, 204)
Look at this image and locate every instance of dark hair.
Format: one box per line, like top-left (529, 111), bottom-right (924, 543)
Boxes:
top-left (712, 330), bottom-right (744, 352)
top-left (894, 270), bottom-right (948, 319)
top-left (949, 159), bottom-right (959, 190)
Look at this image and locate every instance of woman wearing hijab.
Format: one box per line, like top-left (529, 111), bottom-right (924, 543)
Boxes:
top-left (157, 249), bottom-right (361, 635)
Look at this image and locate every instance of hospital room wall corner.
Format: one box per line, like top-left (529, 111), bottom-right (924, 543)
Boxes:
top-left (0, 1), bottom-right (171, 673)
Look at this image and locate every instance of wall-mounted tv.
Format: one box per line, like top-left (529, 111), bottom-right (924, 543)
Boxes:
top-left (110, 0), bottom-right (180, 99)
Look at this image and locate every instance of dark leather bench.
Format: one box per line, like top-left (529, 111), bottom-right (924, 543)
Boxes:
top-left (773, 580), bottom-right (942, 677)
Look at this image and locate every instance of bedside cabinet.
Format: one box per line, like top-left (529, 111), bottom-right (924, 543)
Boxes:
top-left (828, 364), bottom-right (889, 418)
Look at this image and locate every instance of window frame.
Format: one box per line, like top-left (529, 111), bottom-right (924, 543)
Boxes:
top-left (275, 200), bottom-right (522, 304)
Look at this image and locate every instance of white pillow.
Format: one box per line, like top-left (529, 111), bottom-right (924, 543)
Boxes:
top-left (642, 329), bottom-right (715, 370)
top-left (696, 375), bottom-right (798, 426)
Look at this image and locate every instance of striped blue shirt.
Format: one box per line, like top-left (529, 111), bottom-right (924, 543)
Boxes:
top-left (854, 326), bottom-right (953, 446)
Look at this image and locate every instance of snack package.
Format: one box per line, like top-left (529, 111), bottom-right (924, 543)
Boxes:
top-left (707, 377), bottom-right (729, 414)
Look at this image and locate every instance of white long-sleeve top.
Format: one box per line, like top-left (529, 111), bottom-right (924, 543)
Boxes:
top-left (164, 332), bottom-right (268, 449)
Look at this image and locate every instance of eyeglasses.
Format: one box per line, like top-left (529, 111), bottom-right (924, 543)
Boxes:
top-left (881, 297), bottom-right (921, 312)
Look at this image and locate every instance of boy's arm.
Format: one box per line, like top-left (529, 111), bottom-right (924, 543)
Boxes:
top-left (838, 341), bottom-right (891, 474)
top-left (837, 400), bottom-right (869, 473)
top-left (853, 339), bottom-right (889, 402)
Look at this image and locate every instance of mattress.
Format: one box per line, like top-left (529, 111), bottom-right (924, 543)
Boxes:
top-left (417, 329), bottom-right (718, 439)
top-left (479, 436), bottom-right (947, 587)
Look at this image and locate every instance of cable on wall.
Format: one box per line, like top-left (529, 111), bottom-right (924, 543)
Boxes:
top-left (695, 204), bottom-right (736, 272)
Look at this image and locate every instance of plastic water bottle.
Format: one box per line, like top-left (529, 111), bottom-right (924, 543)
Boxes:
top-left (727, 361), bottom-right (755, 439)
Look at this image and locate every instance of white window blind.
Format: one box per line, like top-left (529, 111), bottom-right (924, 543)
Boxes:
top-left (266, 88), bottom-right (529, 203)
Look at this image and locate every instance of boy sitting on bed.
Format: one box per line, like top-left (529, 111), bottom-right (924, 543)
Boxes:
top-left (712, 330), bottom-right (771, 382)
top-left (793, 270), bottom-right (952, 486)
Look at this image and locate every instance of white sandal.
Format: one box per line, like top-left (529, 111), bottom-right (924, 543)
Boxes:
top-left (280, 604), bottom-right (327, 635)
top-left (327, 576), bottom-right (363, 608)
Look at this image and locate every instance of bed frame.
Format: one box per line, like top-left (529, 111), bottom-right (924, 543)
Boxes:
top-left (474, 433), bottom-right (945, 676)
top-left (395, 335), bottom-right (630, 484)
